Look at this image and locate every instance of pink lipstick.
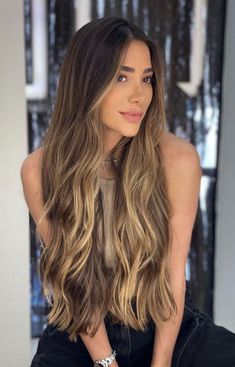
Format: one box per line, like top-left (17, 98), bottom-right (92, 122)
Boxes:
top-left (119, 111), bottom-right (143, 123)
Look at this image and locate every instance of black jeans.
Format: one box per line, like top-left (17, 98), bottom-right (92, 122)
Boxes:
top-left (31, 282), bottom-right (235, 367)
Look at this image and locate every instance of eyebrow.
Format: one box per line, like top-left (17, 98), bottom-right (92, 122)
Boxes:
top-left (120, 65), bottom-right (154, 74)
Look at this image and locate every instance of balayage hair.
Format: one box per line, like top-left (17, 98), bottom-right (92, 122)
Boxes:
top-left (38, 17), bottom-right (177, 342)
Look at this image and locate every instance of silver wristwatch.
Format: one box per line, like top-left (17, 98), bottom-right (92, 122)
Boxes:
top-left (93, 350), bottom-right (117, 367)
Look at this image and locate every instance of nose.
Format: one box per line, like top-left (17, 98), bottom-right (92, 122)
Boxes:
top-left (128, 84), bottom-right (146, 104)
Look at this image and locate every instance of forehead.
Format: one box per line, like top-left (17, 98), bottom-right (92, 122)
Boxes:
top-left (122, 40), bottom-right (152, 66)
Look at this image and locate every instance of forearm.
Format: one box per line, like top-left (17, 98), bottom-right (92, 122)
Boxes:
top-left (79, 319), bottom-right (118, 366)
top-left (151, 279), bottom-right (186, 367)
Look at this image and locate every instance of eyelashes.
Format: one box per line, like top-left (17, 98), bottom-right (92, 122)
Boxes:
top-left (117, 75), bottom-right (155, 84)
top-left (144, 76), bottom-right (155, 84)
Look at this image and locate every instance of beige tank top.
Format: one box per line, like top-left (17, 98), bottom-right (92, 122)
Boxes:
top-left (98, 176), bottom-right (117, 271)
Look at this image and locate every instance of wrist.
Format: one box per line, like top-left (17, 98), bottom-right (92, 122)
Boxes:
top-left (96, 362), bottom-right (118, 367)
top-left (93, 349), bottom-right (117, 367)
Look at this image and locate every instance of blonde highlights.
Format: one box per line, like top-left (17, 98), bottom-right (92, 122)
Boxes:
top-left (38, 17), bottom-right (177, 342)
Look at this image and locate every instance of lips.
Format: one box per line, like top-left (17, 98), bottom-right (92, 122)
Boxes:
top-left (119, 111), bottom-right (144, 123)
top-left (119, 111), bottom-right (143, 117)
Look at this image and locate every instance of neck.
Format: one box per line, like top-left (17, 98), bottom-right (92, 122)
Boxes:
top-left (102, 144), bottom-right (124, 163)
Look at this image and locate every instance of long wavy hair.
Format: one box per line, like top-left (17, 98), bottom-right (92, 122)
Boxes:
top-left (38, 17), bottom-right (177, 342)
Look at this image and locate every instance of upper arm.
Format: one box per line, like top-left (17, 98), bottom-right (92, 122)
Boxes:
top-left (161, 133), bottom-right (202, 281)
top-left (20, 147), bottom-right (51, 245)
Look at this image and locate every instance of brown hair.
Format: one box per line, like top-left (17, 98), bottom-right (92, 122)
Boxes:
top-left (38, 17), bottom-right (176, 342)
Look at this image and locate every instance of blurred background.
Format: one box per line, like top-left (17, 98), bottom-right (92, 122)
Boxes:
top-left (0, 0), bottom-right (234, 366)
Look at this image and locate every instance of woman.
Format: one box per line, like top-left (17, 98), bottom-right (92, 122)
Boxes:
top-left (21, 17), bottom-right (235, 367)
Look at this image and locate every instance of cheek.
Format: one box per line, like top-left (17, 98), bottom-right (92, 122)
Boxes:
top-left (102, 88), bottom-right (123, 108)
top-left (100, 101), bottom-right (116, 123)
top-left (100, 94), bottom-right (120, 117)
top-left (146, 89), bottom-right (153, 107)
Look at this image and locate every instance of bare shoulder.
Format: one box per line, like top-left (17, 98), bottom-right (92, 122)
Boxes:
top-left (159, 131), bottom-right (202, 215)
top-left (20, 147), bottom-right (44, 201)
top-left (20, 146), bottom-right (51, 242)
top-left (20, 146), bottom-right (50, 240)
top-left (159, 131), bottom-right (201, 178)
top-left (20, 146), bottom-right (43, 177)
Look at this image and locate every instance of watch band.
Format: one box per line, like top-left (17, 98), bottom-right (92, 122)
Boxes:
top-left (93, 350), bottom-right (117, 367)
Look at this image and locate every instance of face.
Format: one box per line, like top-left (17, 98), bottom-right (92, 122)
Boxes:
top-left (100, 40), bottom-right (154, 154)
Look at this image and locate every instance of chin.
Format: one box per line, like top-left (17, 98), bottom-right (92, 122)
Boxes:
top-left (123, 131), bottom-right (139, 138)
top-left (123, 133), bottom-right (138, 138)
top-left (119, 127), bottom-right (140, 137)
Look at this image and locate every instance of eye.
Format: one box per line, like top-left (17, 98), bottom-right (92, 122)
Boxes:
top-left (117, 75), bottom-right (127, 82)
top-left (143, 76), bottom-right (154, 84)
